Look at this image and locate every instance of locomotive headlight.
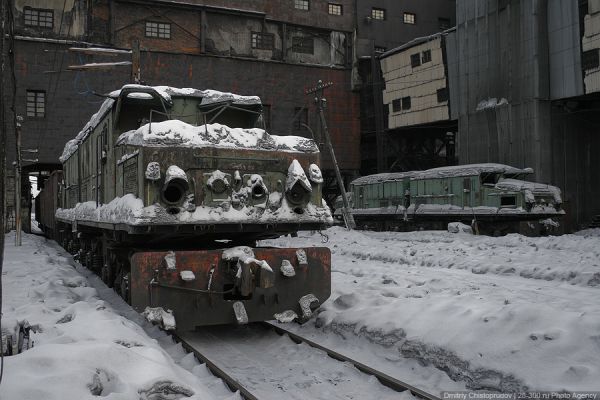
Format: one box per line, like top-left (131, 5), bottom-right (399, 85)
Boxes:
top-left (285, 160), bottom-right (312, 210)
top-left (162, 165), bottom-right (189, 205)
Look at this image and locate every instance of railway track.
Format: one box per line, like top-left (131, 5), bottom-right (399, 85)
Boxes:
top-left (172, 322), bottom-right (440, 400)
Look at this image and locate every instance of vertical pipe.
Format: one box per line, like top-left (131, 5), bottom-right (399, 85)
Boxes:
top-left (15, 120), bottom-right (21, 246)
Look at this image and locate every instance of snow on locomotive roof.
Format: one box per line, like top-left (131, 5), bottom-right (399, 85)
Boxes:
top-left (116, 120), bottom-right (319, 153)
top-left (60, 85), bottom-right (264, 162)
top-left (351, 163), bottom-right (533, 185)
top-left (108, 84), bottom-right (262, 106)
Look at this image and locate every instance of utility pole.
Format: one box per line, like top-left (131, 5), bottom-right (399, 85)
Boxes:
top-left (306, 80), bottom-right (355, 230)
top-left (1, 0), bottom-right (7, 378)
top-left (14, 116), bottom-right (22, 246)
top-left (371, 41), bottom-right (386, 173)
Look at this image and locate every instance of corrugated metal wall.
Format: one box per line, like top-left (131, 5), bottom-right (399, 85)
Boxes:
top-left (453, 0), bottom-right (600, 230)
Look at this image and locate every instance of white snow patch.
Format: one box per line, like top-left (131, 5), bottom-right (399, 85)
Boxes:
top-left (286, 159), bottom-right (312, 192)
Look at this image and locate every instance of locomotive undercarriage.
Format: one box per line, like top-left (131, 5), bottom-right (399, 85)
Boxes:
top-left (53, 221), bottom-right (330, 330)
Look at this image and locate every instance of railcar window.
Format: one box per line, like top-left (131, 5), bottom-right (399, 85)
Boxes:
top-left (481, 173), bottom-right (498, 185)
top-left (500, 196), bottom-right (516, 206)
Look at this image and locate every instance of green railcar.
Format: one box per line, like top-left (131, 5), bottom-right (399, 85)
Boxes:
top-left (339, 164), bottom-right (563, 235)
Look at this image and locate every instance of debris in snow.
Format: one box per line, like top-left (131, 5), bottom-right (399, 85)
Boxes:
top-left (448, 222), bottom-right (474, 234)
top-left (540, 218), bottom-right (559, 227)
top-left (274, 310), bottom-right (298, 323)
top-left (280, 259), bottom-right (296, 277)
top-left (296, 249), bottom-right (308, 265)
top-left (117, 120), bottom-right (319, 153)
top-left (142, 307), bottom-right (176, 331)
top-left (286, 160), bottom-right (312, 193)
top-left (308, 163), bottom-right (324, 184)
top-left (145, 161), bottom-right (161, 180)
top-left (163, 251), bottom-right (177, 270)
top-left (138, 380), bottom-right (194, 400)
top-left (180, 270), bottom-right (196, 282)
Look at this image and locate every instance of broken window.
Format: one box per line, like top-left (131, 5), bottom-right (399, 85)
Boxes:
top-left (295, 0), bottom-right (310, 11)
top-left (422, 50), bottom-right (432, 63)
top-left (437, 87), bottom-right (449, 103)
top-left (402, 97), bottom-right (411, 110)
top-left (392, 99), bottom-right (402, 112)
top-left (23, 7), bottom-right (53, 28)
top-left (145, 21), bottom-right (171, 39)
top-left (371, 8), bottom-right (385, 20)
top-left (403, 12), bottom-right (416, 24)
top-left (582, 49), bottom-right (600, 70)
top-left (500, 196), bottom-right (517, 207)
top-left (411, 53), bottom-right (421, 68)
top-left (294, 107), bottom-right (308, 130)
top-left (26, 90), bottom-right (45, 118)
top-left (328, 3), bottom-right (342, 15)
top-left (439, 17), bottom-right (452, 30)
top-left (292, 37), bottom-right (314, 54)
top-left (251, 32), bottom-right (274, 50)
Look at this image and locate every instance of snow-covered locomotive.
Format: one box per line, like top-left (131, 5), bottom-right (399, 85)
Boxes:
top-left (39, 84), bottom-right (333, 330)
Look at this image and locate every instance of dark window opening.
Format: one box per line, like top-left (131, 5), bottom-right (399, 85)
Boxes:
top-left (481, 173), bottom-right (498, 185)
top-left (392, 99), bottom-right (402, 112)
top-left (145, 21), bottom-right (171, 39)
top-left (500, 196), bottom-right (517, 206)
top-left (422, 49), bottom-right (432, 63)
top-left (582, 49), bottom-right (599, 70)
top-left (294, 107), bottom-right (308, 130)
top-left (401, 97), bottom-right (411, 110)
top-left (251, 32), bottom-right (275, 50)
top-left (437, 87), bottom-right (449, 103)
top-left (439, 17), bottom-right (452, 30)
top-left (292, 37), bottom-right (314, 54)
top-left (26, 90), bottom-right (46, 118)
top-left (411, 53), bottom-right (421, 67)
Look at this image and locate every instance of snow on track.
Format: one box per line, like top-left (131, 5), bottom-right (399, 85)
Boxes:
top-left (262, 227), bottom-right (600, 393)
top-left (0, 232), bottom-right (237, 400)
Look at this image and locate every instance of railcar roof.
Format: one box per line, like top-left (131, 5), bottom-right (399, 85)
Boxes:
top-left (60, 85), bottom-right (263, 162)
top-left (351, 163), bottom-right (533, 185)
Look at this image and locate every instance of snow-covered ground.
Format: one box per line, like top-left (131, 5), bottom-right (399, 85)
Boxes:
top-left (1, 227), bottom-right (599, 398)
top-left (263, 227), bottom-right (600, 393)
top-left (0, 232), bottom-right (239, 400)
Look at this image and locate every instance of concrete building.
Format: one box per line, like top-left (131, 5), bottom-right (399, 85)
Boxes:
top-left (353, 0), bottom-right (456, 175)
top-left (449, 0), bottom-right (600, 230)
top-left (2, 0), bottom-right (365, 231)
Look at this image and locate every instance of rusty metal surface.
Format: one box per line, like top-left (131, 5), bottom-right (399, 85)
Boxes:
top-left (130, 247), bottom-right (331, 329)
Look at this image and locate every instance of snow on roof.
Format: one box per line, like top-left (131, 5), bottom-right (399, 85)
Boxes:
top-left (495, 178), bottom-right (562, 203)
top-left (60, 85), bottom-right (264, 163)
top-left (411, 163), bottom-right (533, 180)
top-left (351, 164), bottom-right (533, 185)
top-left (59, 98), bottom-right (115, 162)
top-left (108, 84), bottom-right (262, 106)
top-left (116, 120), bottom-right (319, 153)
top-left (351, 171), bottom-right (416, 186)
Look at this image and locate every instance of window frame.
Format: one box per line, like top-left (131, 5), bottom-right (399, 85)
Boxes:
top-left (422, 49), bottom-right (432, 63)
top-left (23, 7), bottom-right (54, 29)
top-left (410, 53), bottom-right (421, 68)
top-left (403, 12), bottom-right (416, 25)
top-left (371, 8), bottom-right (386, 20)
top-left (251, 32), bottom-right (275, 50)
top-left (26, 90), bottom-right (46, 118)
top-left (294, 0), bottom-right (310, 11)
top-left (328, 3), bottom-right (343, 15)
top-left (145, 21), bottom-right (171, 39)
